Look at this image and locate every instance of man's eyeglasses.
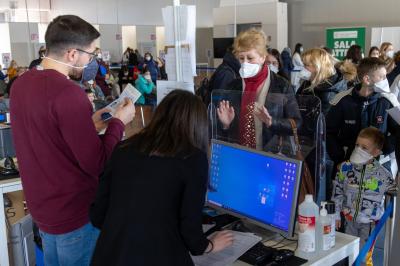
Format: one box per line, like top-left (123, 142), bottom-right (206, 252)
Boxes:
top-left (76, 48), bottom-right (98, 60)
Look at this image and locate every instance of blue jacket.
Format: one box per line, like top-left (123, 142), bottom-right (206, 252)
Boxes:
top-left (143, 60), bottom-right (159, 84)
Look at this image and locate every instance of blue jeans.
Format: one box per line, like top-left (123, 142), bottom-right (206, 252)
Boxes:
top-left (39, 223), bottom-right (99, 266)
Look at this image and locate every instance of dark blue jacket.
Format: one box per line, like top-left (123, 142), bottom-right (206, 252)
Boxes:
top-left (281, 50), bottom-right (293, 78)
top-left (143, 59), bottom-right (159, 84)
top-left (326, 84), bottom-right (398, 165)
top-left (210, 51), bottom-right (240, 92)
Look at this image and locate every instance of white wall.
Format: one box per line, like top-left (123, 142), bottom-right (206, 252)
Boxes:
top-left (122, 26), bottom-right (137, 52)
top-left (136, 25), bottom-right (156, 57)
top-left (287, 0), bottom-right (400, 51)
top-left (156, 26), bottom-right (165, 57)
top-left (50, 0), bottom-right (219, 27)
top-left (99, 24), bottom-right (122, 63)
top-left (0, 23), bottom-right (11, 66)
top-left (213, 1), bottom-right (288, 66)
top-left (9, 22), bottom-right (39, 66)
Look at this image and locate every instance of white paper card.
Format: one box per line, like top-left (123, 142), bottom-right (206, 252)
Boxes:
top-left (191, 231), bottom-right (262, 266)
top-left (156, 80), bottom-right (194, 105)
top-left (107, 83), bottom-right (141, 114)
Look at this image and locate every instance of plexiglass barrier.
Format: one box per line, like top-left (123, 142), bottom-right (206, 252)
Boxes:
top-left (208, 89), bottom-right (328, 202)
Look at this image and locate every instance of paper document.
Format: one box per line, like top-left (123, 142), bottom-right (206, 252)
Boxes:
top-left (156, 80), bottom-right (194, 105)
top-left (107, 83), bottom-right (141, 114)
top-left (387, 106), bottom-right (400, 125)
top-left (202, 224), bottom-right (216, 233)
top-left (191, 231), bottom-right (262, 266)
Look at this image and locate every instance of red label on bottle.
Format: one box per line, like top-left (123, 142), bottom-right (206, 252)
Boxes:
top-left (298, 215), bottom-right (316, 229)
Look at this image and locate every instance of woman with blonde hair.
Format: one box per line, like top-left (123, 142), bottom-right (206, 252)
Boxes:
top-left (216, 28), bottom-right (301, 152)
top-left (379, 42), bottom-right (395, 73)
top-left (296, 48), bottom-right (354, 115)
top-left (7, 60), bottom-right (18, 80)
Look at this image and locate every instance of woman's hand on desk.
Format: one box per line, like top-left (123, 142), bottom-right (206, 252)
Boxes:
top-left (207, 230), bottom-right (234, 253)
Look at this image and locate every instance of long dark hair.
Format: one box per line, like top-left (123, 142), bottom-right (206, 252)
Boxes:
top-left (268, 48), bottom-right (283, 69)
top-left (345, 45), bottom-right (362, 64)
top-left (294, 43), bottom-right (303, 55)
top-left (125, 90), bottom-right (208, 157)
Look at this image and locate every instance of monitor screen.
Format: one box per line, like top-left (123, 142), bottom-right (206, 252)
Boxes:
top-left (207, 140), bottom-right (302, 237)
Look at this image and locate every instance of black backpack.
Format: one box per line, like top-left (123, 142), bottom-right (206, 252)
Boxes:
top-left (196, 65), bottom-right (238, 106)
top-left (196, 76), bottom-right (212, 106)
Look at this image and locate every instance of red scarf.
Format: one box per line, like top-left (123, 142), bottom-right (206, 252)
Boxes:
top-left (239, 64), bottom-right (269, 148)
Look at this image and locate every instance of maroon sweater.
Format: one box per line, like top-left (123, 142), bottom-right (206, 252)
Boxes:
top-left (10, 68), bottom-right (124, 234)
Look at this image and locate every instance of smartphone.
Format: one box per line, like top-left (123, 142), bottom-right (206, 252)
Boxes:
top-left (101, 112), bottom-right (113, 122)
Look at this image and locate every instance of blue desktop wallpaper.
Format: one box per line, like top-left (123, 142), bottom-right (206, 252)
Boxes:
top-left (207, 142), bottom-right (300, 232)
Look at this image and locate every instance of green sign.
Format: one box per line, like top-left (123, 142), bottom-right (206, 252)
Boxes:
top-left (326, 27), bottom-right (366, 60)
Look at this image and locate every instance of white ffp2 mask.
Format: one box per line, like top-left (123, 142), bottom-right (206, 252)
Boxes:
top-left (373, 78), bottom-right (390, 93)
top-left (239, 62), bottom-right (261, 78)
top-left (350, 146), bottom-right (374, 165)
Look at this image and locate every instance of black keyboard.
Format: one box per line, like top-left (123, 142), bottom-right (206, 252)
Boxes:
top-left (239, 241), bottom-right (274, 265)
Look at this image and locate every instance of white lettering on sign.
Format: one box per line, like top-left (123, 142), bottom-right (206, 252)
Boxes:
top-left (333, 31), bottom-right (358, 39)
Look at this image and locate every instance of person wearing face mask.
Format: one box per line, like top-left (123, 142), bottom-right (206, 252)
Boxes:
top-left (327, 58), bottom-right (400, 178)
top-left (331, 127), bottom-right (395, 266)
top-left (216, 28), bottom-right (301, 152)
top-left (291, 43), bottom-right (304, 91)
top-left (118, 65), bottom-right (131, 91)
top-left (296, 48), bottom-right (356, 115)
top-left (369, 46), bottom-right (380, 58)
top-left (266, 48), bottom-right (289, 81)
top-left (379, 42), bottom-right (395, 74)
top-left (10, 15), bottom-right (135, 266)
top-left (135, 66), bottom-right (155, 105)
top-left (142, 52), bottom-right (159, 85)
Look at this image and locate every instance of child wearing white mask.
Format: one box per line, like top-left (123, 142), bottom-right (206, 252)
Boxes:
top-left (327, 57), bottom-right (399, 179)
top-left (331, 127), bottom-right (395, 266)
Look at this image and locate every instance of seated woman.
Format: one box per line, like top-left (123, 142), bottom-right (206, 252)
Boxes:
top-left (216, 28), bottom-right (301, 152)
top-left (90, 90), bottom-right (233, 266)
top-left (135, 66), bottom-right (155, 105)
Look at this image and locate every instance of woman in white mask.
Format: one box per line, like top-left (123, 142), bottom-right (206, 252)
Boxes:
top-left (296, 48), bottom-right (356, 115)
top-left (291, 43), bottom-right (304, 91)
top-left (216, 28), bottom-right (301, 152)
top-left (379, 42), bottom-right (395, 74)
top-left (266, 48), bottom-right (289, 81)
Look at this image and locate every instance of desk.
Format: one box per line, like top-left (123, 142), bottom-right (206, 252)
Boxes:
top-left (233, 230), bottom-right (359, 266)
top-left (0, 178), bottom-right (22, 266)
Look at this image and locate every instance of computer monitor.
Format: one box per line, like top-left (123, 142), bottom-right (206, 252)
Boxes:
top-left (207, 140), bottom-right (302, 237)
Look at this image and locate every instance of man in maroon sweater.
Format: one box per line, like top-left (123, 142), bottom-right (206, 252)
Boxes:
top-left (10, 15), bottom-right (135, 266)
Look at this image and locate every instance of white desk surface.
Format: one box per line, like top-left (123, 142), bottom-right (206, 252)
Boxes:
top-left (0, 177), bottom-right (22, 266)
top-left (232, 224), bottom-right (359, 266)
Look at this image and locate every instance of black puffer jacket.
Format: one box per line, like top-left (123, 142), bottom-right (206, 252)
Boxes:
top-left (326, 83), bottom-right (398, 166)
top-left (213, 70), bottom-right (302, 152)
top-left (296, 71), bottom-right (347, 115)
top-left (209, 51), bottom-right (241, 92)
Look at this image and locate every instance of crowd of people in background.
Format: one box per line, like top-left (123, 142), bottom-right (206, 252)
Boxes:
top-left (2, 18), bottom-right (400, 264)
